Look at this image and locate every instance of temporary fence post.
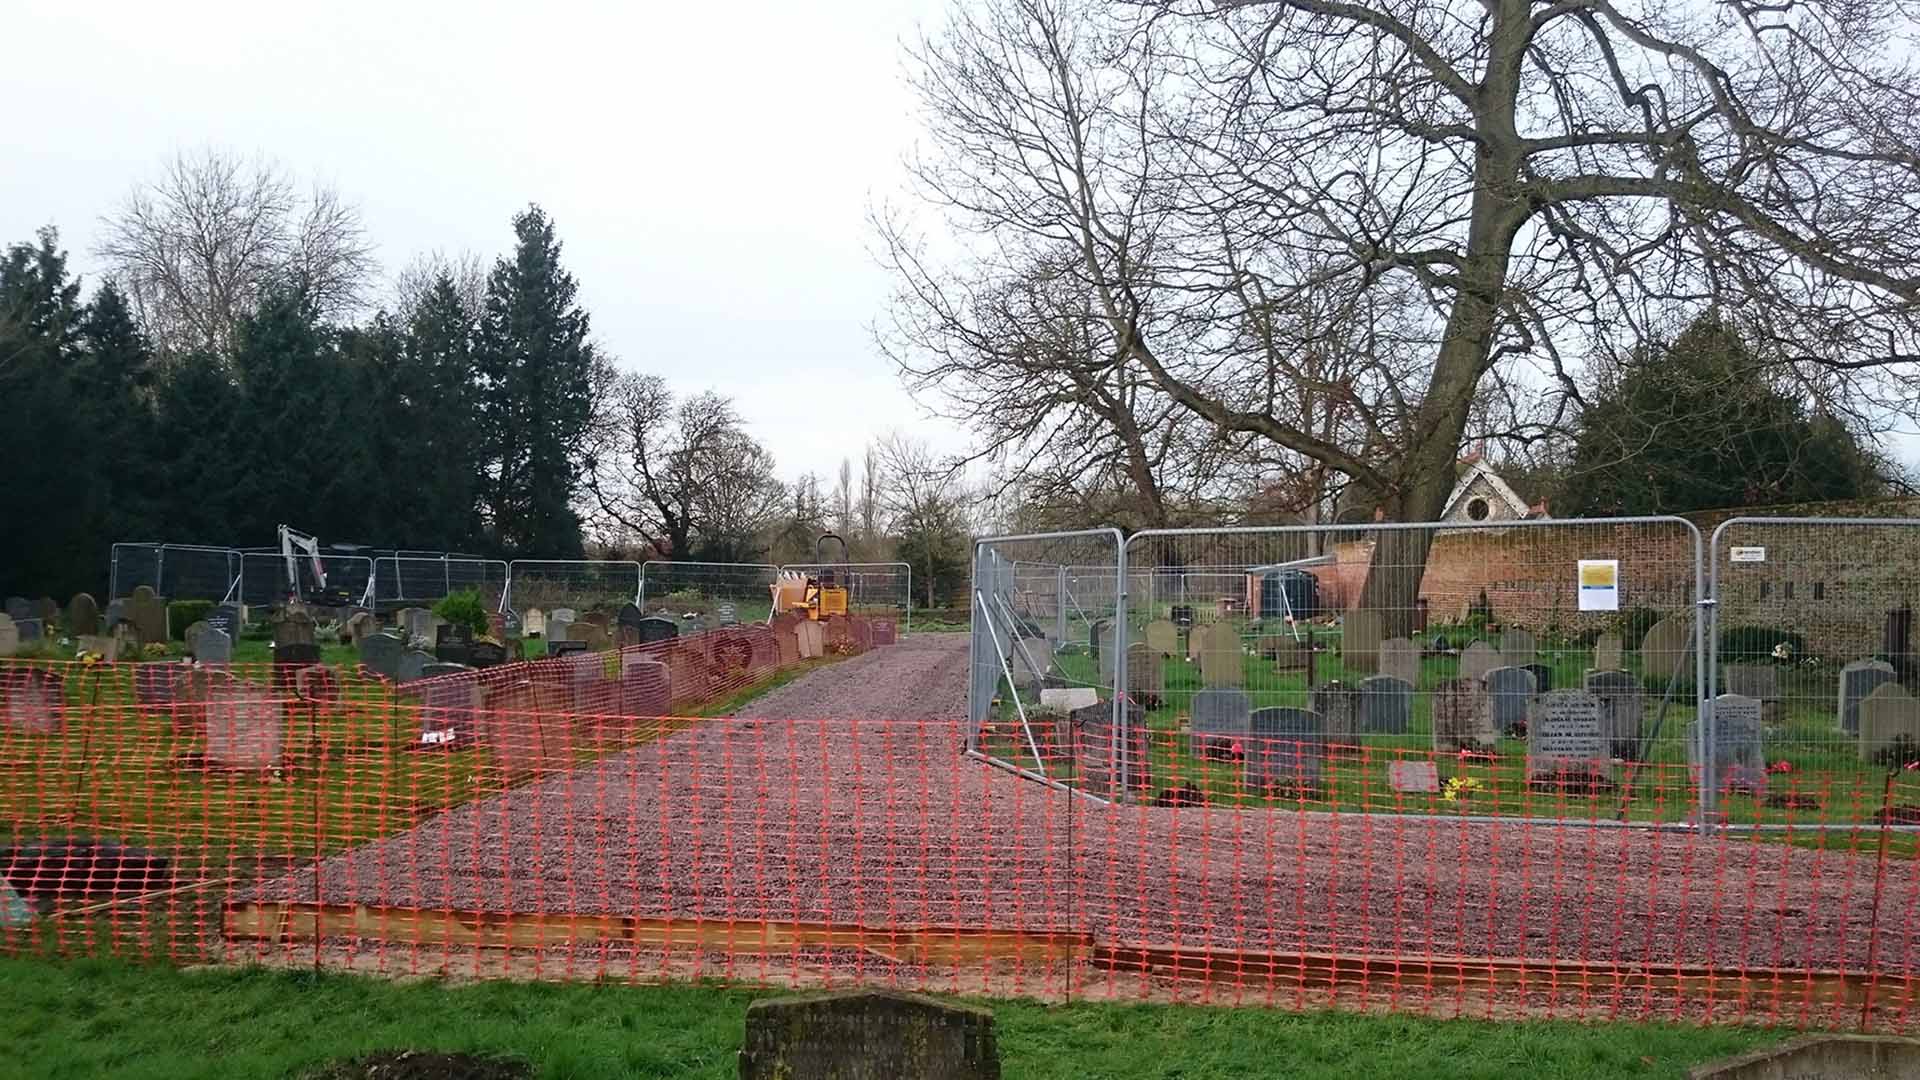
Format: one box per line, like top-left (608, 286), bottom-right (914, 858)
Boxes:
top-left (1113, 537), bottom-right (1129, 804)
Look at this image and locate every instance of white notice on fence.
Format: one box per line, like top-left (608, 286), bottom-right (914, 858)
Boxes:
top-left (1577, 559), bottom-right (1619, 612)
top-left (1730, 546), bottom-right (1766, 563)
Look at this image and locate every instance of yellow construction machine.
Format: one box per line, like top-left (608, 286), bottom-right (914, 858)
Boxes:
top-left (770, 533), bottom-right (851, 621)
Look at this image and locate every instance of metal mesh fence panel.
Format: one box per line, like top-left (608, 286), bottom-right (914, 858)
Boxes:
top-left (640, 562), bottom-right (779, 624)
top-left (1120, 518), bottom-right (1705, 817)
top-left (970, 531), bottom-right (1124, 796)
top-left (1708, 517), bottom-right (1920, 823)
top-left (154, 546), bottom-right (244, 603)
top-left (108, 544), bottom-right (165, 599)
top-left (777, 562), bottom-right (911, 620)
top-left (505, 561), bottom-right (642, 618)
top-left (237, 552), bottom-right (375, 608)
top-left (375, 555), bottom-right (509, 610)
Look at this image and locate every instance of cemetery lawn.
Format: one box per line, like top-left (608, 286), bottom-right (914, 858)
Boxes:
top-left (0, 954), bottom-right (1787, 1079)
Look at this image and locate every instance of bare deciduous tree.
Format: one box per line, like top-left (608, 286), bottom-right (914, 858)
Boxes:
top-left (584, 373), bottom-right (783, 562)
top-left (97, 148), bottom-right (376, 357)
top-left (892, 0), bottom-right (1920, 627)
top-left (390, 250), bottom-right (488, 325)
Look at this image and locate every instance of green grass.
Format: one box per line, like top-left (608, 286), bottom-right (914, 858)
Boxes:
top-left (0, 955), bottom-right (1788, 1079)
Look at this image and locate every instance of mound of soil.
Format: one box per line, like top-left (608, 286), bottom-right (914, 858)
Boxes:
top-left (299, 1050), bottom-right (530, 1080)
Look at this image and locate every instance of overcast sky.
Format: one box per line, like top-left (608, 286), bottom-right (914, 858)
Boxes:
top-left (2, 0), bottom-right (966, 484)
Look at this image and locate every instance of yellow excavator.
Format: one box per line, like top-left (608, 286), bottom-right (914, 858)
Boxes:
top-left (770, 533), bottom-right (850, 621)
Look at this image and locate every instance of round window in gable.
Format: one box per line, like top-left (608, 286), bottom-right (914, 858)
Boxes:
top-left (1466, 497), bottom-right (1491, 521)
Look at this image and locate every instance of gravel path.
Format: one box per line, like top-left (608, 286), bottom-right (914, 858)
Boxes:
top-left (250, 634), bottom-right (1920, 982)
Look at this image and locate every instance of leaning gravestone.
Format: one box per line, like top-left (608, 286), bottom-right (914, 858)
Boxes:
top-left (1526, 690), bottom-right (1611, 787)
top-left (205, 604), bottom-right (243, 643)
top-left (1498, 628), bottom-right (1538, 666)
top-left (1592, 632), bottom-right (1623, 672)
top-left (1859, 682), bottom-right (1920, 763)
top-left (186, 623), bottom-right (232, 664)
top-left (1310, 682), bottom-right (1360, 747)
top-left (0, 616), bottom-right (18, 658)
top-left (1144, 619), bottom-right (1178, 656)
top-left (1483, 665), bottom-right (1537, 736)
top-left (1692, 693), bottom-right (1768, 795)
top-left (66, 593), bottom-right (99, 636)
top-left (1583, 669), bottom-right (1644, 758)
top-left (1191, 687), bottom-right (1253, 756)
top-left (737, 989), bottom-right (1000, 1080)
top-left (796, 619), bottom-right (825, 660)
top-left (1459, 641), bottom-right (1501, 682)
top-left (204, 688), bottom-right (282, 770)
top-left (1639, 616), bottom-right (1694, 685)
top-left (1722, 663), bottom-right (1782, 724)
top-left (1358, 674), bottom-right (1413, 734)
top-left (1246, 706), bottom-right (1327, 794)
top-left (1838, 658), bottom-right (1897, 736)
top-left (1378, 637), bottom-right (1420, 686)
top-left (359, 632), bottom-right (404, 680)
top-left (1008, 635), bottom-right (1049, 688)
top-left (1198, 623), bottom-right (1243, 689)
top-left (127, 587), bottom-right (167, 645)
top-left (1342, 609), bottom-right (1384, 674)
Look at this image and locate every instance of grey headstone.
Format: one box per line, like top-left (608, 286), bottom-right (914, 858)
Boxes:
top-left (1378, 637), bottom-right (1420, 686)
top-left (469, 641), bottom-right (508, 668)
top-left (716, 603), bottom-right (738, 626)
top-left (1583, 669), bottom-right (1644, 758)
top-left (1692, 693), bottom-right (1767, 795)
top-left (1, 668), bottom-right (64, 734)
top-left (1521, 662), bottom-right (1552, 693)
top-left (1246, 706), bottom-right (1327, 791)
top-left (737, 990), bottom-right (1000, 1080)
top-left (1837, 658), bottom-right (1897, 736)
top-left (205, 687), bottom-right (282, 769)
top-left (1342, 609), bottom-right (1384, 674)
top-left (548, 617), bottom-right (574, 645)
top-left (871, 618), bottom-right (898, 646)
top-left (1592, 632), bottom-right (1623, 671)
top-left (421, 662), bottom-right (471, 679)
top-left (0, 616), bottom-right (17, 657)
top-left (549, 607), bottom-right (578, 624)
top-left (125, 589), bottom-right (167, 644)
top-left (1040, 687), bottom-right (1099, 712)
top-left (1259, 633), bottom-right (1307, 670)
top-left (1094, 620), bottom-right (1115, 683)
top-left (1433, 677), bottom-right (1494, 751)
top-left (3, 597), bottom-right (28, 622)
top-left (359, 632), bottom-right (404, 680)
top-left (621, 658), bottom-right (671, 719)
top-left (1123, 640), bottom-right (1162, 702)
top-left (186, 623), bottom-right (232, 663)
top-left (1389, 760), bottom-right (1440, 794)
top-left (419, 679), bottom-right (481, 743)
top-left (341, 610), bottom-right (378, 645)
top-left (273, 609), bottom-right (317, 649)
top-left (396, 607), bottom-right (433, 643)
top-left (13, 618), bottom-right (41, 643)
top-left (1526, 689), bottom-right (1611, 784)
top-left (1009, 634), bottom-right (1050, 688)
top-left (1459, 641), bottom-right (1501, 682)
top-left (1688, 1035), bottom-right (1920, 1080)
top-left (1498, 628), bottom-right (1538, 666)
top-left (1358, 675), bottom-right (1412, 734)
top-left (1310, 681), bottom-right (1360, 745)
top-left (1483, 665), bottom-right (1536, 736)
top-left (1859, 682), bottom-right (1920, 764)
top-left (1639, 616), bottom-right (1694, 684)
top-left (398, 649), bottom-right (434, 683)
top-left (205, 604), bottom-right (243, 642)
top-left (1192, 688), bottom-right (1252, 747)
top-left (66, 593), bottom-right (99, 636)
top-left (103, 598), bottom-right (128, 633)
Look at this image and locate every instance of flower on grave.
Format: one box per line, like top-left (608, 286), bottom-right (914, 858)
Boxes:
top-left (141, 642), bottom-right (168, 658)
top-left (78, 650), bottom-right (104, 666)
top-left (1768, 760), bottom-right (1793, 774)
top-left (1772, 642), bottom-right (1794, 661)
top-left (1442, 776), bottom-right (1483, 803)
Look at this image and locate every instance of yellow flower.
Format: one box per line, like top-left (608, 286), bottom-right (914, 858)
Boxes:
top-left (1442, 775), bottom-right (1483, 803)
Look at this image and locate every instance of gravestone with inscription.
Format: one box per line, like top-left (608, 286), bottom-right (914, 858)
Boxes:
top-left (1483, 665), bottom-right (1537, 736)
top-left (1342, 610), bottom-right (1384, 674)
top-left (1311, 682), bottom-right (1360, 747)
top-left (1838, 658), bottom-right (1897, 736)
top-left (1583, 669), bottom-right (1644, 758)
top-left (419, 679), bottom-right (483, 744)
top-left (1526, 690), bottom-right (1612, 787)
top-left (737, 989), bottom-right (1000, 1080)
top-left (205, 604), bottom-right (243, 643)
top-left (522, 607), bottom-right (546, 637)
top-left (1592, 632), bottom-right (1623, 672)
top-left (1722, 663), bottom-right (1782, 724)
top-left (1433, 677), bottom-right (1494, 750)
top-left (1358, 675), bottom-right (1413, 735)
top-left (359, 632), bottom-right (403, 680)
top-left (435, 623), bottom-right (475, 666)
top-left (1860, 682), bottom-right (1920, 763)
top-left (1693, 693), bottom-right (1768, 795)
top-left (1124, 641), bottom-right (1162, 706)
top-left (1191, 687), bottom-right (1252, 758)
top-left (1246, 706), bottom-right (1327, 794)
top-left (186, 623), bottom-right (232, 663)
top-left (1459, 641), bottom-right (1501, 682)
top-left (1389, 760), bottom-right (1440, 794)
top-left (871, 618), bottom-right (897, 645)
top-left (1499, 628), bottom-right (1538, 666)
top-left (1378, 637), bottom-right (1420, 686)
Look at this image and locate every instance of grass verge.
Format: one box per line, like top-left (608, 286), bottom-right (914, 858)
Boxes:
top-left (0, 955), bottom-right (1787, 1079)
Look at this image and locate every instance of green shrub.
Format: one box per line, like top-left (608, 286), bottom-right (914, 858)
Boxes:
top-left (1718, 625), bottom-right (1806, 663)
top-left (166, 599), bottom-right (214, 640)
top-left (432, 589), bottom-right (491, 639)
